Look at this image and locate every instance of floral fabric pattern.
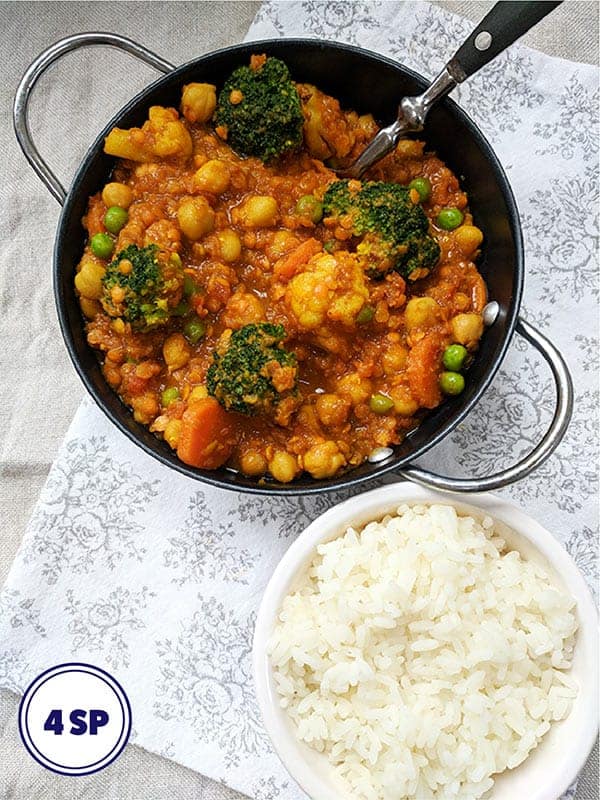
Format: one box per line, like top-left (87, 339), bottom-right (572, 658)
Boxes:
top-left (164, 492), bottom-right (257, 584)
top-left (154, 600), bottom-right (269, 767)
top-left (0, 4), bottom-right (597, 800)
top-left (25, 436), bottom-right (160, 584)
top-left (64, 585), bottom-right (156, 669)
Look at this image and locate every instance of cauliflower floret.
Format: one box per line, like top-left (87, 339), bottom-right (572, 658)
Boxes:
top-left (104, 106), bottom-right (193, 163)
top-left (297, 84), bottom-right (355, 160)
top-left (285, 251), bottom-right (369, 331)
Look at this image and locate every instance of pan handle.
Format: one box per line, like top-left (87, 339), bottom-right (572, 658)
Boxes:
top-left (13, 32), bottom-right (175, 206)
top-left (399, 318), bottom-right (573, 492)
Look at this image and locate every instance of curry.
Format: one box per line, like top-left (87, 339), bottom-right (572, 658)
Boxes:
top-left (74, 55), bottom-right (487, 483)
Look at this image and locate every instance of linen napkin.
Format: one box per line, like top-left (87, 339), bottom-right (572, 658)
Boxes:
top-left (1, 3), bottom-right (597, 799)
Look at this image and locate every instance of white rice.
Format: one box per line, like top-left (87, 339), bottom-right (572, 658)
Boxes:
top-left (268, 503), bottom-right (578, 800)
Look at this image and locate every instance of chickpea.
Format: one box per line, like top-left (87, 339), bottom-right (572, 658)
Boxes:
top-left (177, 197), bottom-right (215, 240)
top-left (315, 394), bottom-right (350, 428)
top-left (163, 333), bottom-right (191, 371)
top-left (163, 418), bottom-right (182, 449)
top-left (79, 297), bottom-right (101, 319)
top-left (454, 224), bottom-right (484, 256)
top-left (389, 386), bottom-right (419, 416)
top-left (102, 182), bottom-right (133, 209)
top-left (404, 296), bottom-right (439, 330)
top-left (240, 450), bottom-right (268, 476)
top-left (74, 259), bottom-right (106, 299)
top-left (132, 393), bottom-right (159, 424)
top-left (303, 441), bottom-right (346, 479)
top-left (217, 229), bottom-right (242, 262)
top-left (268, 230), bottom-right (299, 260)
top-left (269, 451), bottom-right (298, 483)
top-left (337, 373), bottom-right (372, 405)
top-left (395, 140), bottom-right (424, 158)
top-left (450, 312), bottom-right (484, 348)
top-left (382, 343), bottom-right (408, 374)
top-left (193, 159), bottom-right (230, 194)
top-left (237, 195), bottom-right (278, 228)
top-left (181, 82), bottom-right (217, 124)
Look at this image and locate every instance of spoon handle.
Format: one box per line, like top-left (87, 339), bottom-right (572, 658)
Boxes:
top-left (340, 0), bottom-right (564, 178)
top-left (450, 1), bottom-right (562, 81)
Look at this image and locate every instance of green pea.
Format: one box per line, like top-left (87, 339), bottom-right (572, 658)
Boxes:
top-left (161, 387), bottom-right (180, 407)
top-left (184, 318), bottom-right (206, 344)
top-left (183, 275), bottom-right (196, 296)
top-left (370, 393), bottom-right (395, 414)
top-left (295, 195), bottom-right (323, 223)
top-left (170, 252), bottom-right (182, 268)
top-left (437, 208), bottom-right (464, 230)
top-left (90, 232), bottom-right (114, 259)
top-left (440, 371), bottom-right (465, 396)
top-left (356, 305), bottom-right (375, 325)
top-left (443, 344), bottom-right (468, 372)
top-left (323, 240), bottom-right (336, 253)
top-left (103, 206), bottom-right (129, 234)
top-left (408, 177), bottom-right (432, 202)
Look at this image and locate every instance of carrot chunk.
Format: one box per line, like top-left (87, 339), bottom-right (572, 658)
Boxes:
top-left (406, 334), bottom-right (443, 408)
top-left (177, 397), bottom-right (237, 469)
top-left (274, 237), bottom-right (322, 281)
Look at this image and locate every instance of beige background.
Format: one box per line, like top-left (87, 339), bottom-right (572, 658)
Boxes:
top-left (0, 2), bottom-right (597, 798)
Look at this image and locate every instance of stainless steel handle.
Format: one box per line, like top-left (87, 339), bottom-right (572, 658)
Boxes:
top-left (399, 318), bottom-right (574, 492)
top-left (13, 32), bottom-right (175, 206)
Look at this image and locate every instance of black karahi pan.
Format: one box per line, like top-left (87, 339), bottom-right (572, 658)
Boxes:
top-left (14, 33), bottom-right (572, 495)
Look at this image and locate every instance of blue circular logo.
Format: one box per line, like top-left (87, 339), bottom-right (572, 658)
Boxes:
top-left (18, 662), bottom-right (131, 776)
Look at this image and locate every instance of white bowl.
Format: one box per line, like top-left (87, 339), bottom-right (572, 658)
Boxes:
top-left (253, 484), bottom-right (598, 800)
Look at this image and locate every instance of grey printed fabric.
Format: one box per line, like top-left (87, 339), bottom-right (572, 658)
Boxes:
top-left (0, 3), bottom-right (597, 800)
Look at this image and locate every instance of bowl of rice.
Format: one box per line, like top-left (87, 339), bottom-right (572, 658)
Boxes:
top-left (253, 484), bottom-right (598, 800)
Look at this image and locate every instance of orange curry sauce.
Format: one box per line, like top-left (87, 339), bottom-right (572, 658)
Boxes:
top-left (75, 66), bottom-right (487, 483)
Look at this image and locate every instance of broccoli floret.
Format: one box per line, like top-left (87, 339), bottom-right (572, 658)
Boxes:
top-left (206, 323), bottom-right (298, 415)
top-left (101, 244), bottom-right (184, 329)
top-left (322, 179), bottom-right (440, 280)
top-left (214, 56), bottom-right (303, 162)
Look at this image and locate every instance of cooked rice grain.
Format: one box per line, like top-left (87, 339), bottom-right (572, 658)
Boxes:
top-left (268, 504), bottom-right (578, 800)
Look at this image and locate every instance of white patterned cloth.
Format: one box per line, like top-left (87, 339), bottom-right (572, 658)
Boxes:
top-left (0, 3), bottom-right (597, 800)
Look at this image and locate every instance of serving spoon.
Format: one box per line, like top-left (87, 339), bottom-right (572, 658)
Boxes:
top-left (341, 0), bottom-right (562, 179)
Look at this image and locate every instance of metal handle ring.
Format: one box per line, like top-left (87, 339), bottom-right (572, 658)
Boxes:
top-left (399, 317), bottom-right (574, 492)
top-left (13, 32), bottom-right (175, 206)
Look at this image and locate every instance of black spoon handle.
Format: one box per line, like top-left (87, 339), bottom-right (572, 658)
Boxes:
top-left (450, 1), bottom-right (563, 81)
